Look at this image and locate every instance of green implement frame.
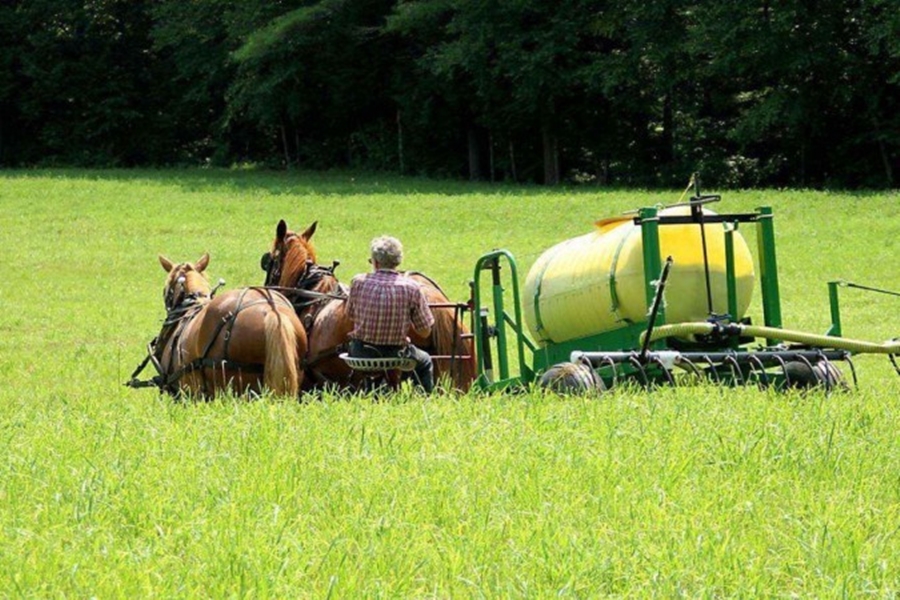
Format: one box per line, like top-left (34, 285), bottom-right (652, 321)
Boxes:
top-left (468, 197), bottom-right (856, 391)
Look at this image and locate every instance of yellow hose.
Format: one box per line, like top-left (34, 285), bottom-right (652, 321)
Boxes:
top-left (642, 322), bottom-right (900, 355)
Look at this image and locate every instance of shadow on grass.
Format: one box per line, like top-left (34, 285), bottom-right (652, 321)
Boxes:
top-left (2, 166), bottom-right (649, 198)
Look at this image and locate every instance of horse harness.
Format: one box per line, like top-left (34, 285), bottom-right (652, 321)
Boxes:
top-left (295, 263), bottom-right (354, 381)
top-left (127, 287), bottom-right (282, 397)
top-left (265, 259), bottom-right (356, 384)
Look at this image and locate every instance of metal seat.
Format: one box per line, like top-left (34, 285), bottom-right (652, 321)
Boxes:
top-left (338, 353), bottom-right (417, 373)
top-left (339, 352), bottom-right (418, 392)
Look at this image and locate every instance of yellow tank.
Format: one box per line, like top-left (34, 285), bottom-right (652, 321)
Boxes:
top-left (523, 207), bottom-right (756, 346)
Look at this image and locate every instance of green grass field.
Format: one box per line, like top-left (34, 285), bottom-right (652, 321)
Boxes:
top-left (1, 169), bottom-right (898, 597)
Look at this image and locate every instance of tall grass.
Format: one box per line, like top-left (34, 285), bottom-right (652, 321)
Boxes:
top-left (0, 169), bottom-right (898, 596)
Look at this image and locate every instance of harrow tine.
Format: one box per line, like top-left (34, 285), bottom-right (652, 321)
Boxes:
top-left (891, 353), bottom-right (900, 378)
top-left (846, 354), bottom-right (859, 389)
top-left (628, 354), bottom-right (651, 388)
top-left (575, 354), bottom-right (593, 371)
top-left (795, 354), bottom-right (814, 371)
top-left (649, 355), bottom-right (676, 386)
top-left (675, 356), bottom-right (704, 384)
top-left (703, 354), bottom-right (721, 385)
top-left (815, 351), bottom-right (835, 394)
top-left (600, 356), bottom-right (619, 388)
top-left (724, 354), bottom-right (744, 386)
top-left (772, 354), bottom-right (790, 388)
top-left (748, 354), bottom-right (769, 389)
top-left (794, 354), bottom-right (816, 392)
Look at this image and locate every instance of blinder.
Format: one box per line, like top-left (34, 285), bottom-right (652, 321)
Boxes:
top-left (164, 275), bottom-right (187, 311)
top-left (261, 251), bottom-right (279, 286)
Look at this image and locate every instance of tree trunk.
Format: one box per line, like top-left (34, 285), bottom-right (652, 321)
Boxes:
top-left (871, 113), bottom-right (894, 187)
top-left (661, 93), bottom-right (674, 166)
top-left (509, 139), bottom-right (517, 182)
top-left (542, 123), bottom-right (559, 185)
top-left (599, 157), bottom-right (609, 185)
top-left (280, 122), bottom-right (291, 169)
top-left (799, 141), bottom-right (807, 186)
top-left (488, 131), bottom-right (495, 182)
top-left (397, 109), bottom-right (404, 175)
top-left (467, 126), bottom-right (482, 181)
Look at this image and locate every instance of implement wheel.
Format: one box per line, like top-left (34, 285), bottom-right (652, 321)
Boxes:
top-left (539, 362), bottom-right (606, 395)
top-left (783, 359), bottom-right (847, 392)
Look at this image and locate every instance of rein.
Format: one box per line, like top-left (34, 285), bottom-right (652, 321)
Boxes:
top-left (268, 285), bottom-right (347, 305)
top-left (126, 296), bottom-right (205, 393)
top-left (271, 260), bottom-right (346, 316)
top-left (404, 270), bottom-right (447, 295)
top-left (127, 289), bottom-right (278, 396)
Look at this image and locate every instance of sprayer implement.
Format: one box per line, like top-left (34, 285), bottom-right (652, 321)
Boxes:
top-left (469, 177), bottom-right (899, 393)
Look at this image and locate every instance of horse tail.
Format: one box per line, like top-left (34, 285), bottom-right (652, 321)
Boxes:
top-left (263, 309), bottom-right (302, 396)
top-left (430, 305), bottom-right (477, 392)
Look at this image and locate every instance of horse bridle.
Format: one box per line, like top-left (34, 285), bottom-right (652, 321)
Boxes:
top-left (262, 231), bottom-right (330, 290)
top-left (261, 231), bottom-right (301, 287)
top-left (164, 265), bottom-right (211, 312)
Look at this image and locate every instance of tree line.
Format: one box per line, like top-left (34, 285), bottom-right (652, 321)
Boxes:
top-left (1, 0), bottom-right (897, 188)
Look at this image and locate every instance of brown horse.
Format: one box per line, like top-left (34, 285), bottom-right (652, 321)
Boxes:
top-left (262, 220), bottom-right (476, 391)
top-left (152, 253), bottom-right (307, 398)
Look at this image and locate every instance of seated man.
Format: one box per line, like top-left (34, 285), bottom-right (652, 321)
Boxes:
top-left (347, 235), bottom-right (435, 392)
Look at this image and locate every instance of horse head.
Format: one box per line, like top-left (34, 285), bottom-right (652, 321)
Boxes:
top-left (262, 220), bottom-right (319, 287)
top-left (159, 253), bottom-right (212, 311)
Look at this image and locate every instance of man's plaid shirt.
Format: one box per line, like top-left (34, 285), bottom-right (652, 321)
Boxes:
top-left (347, 270), bottom-right (435, 346)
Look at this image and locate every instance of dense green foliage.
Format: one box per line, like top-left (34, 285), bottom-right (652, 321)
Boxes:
top-left (1, 1), bottom-right (898, 187)
top-left (0, 169), bottom-right (899, 595)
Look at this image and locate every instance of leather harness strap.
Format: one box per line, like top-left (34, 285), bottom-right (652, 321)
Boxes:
top-left (129, 288), bottom-right (288, 396)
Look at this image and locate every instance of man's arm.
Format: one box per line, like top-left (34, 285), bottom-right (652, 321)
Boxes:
top-left (409, 287), bottom-right (434, 339)
top-left (411, 321), bottom-right (432, 339)
top-left (346, 274), bottom-right (365, 325)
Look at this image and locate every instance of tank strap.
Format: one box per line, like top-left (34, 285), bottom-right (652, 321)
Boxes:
top-left (608, 226), bottom-right (639, 326)
top-left (529, 239), bottom-right (574, 343)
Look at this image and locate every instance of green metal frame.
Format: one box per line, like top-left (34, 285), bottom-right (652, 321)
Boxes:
top-left (755, 206), bottom-right (783, 342)
top-left (467, 200), bottom-right (838, 391)
top-left (826, 281), bottom-right (843, 337)
top-left (471, 250), bottom-right (535, 391)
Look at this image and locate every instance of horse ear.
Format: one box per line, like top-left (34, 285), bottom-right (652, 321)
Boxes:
top-left (301, 220), bottom-right (318, 241)
top-left (159, 255), bottom-right (174, 273)
top-left (276, 219), bottom-right (287, 242)
top-left (195, 253), bottom-right (210, 272)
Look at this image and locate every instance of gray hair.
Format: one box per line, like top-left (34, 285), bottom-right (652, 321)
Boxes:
top-left (370, 235), bottom-right (403, 269)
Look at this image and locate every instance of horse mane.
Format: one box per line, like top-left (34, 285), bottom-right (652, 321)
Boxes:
top-left (281, 236), bottom-right (317, 287)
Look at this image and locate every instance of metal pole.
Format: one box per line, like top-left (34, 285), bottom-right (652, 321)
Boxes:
top-left (489, 257), bottom-right (510, 380)
top-left (639, 206), bottom-right (663, 309)
top-left (692, 176), bottom-right (715, 315)
top-left (640, 256), bottom-right (674, 362)
top-left (725, 227), bottom-right (738, 320)
top-left (755, 206), bottom-right (783, 335)
top-left (827, 281), bottom-right (843, 337)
